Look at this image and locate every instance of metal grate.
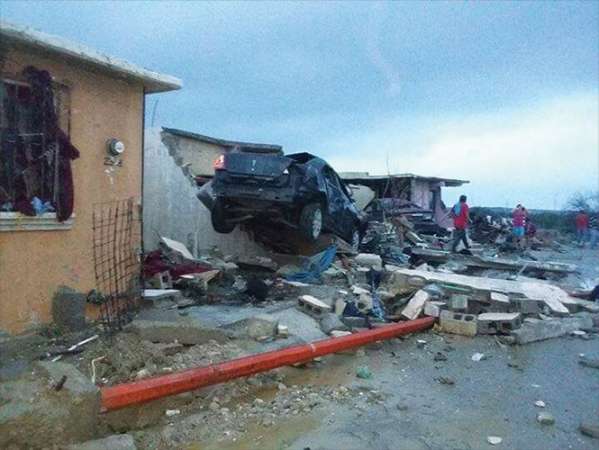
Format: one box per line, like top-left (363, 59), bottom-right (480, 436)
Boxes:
top-left (92, 197), bottom-right (141, 331)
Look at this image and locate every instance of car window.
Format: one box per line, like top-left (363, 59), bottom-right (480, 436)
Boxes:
top-left (323, 166), bottom-right (342, 192)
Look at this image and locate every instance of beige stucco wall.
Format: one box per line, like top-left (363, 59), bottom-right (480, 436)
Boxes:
top-left (0, 46), bottom-right (144, 333)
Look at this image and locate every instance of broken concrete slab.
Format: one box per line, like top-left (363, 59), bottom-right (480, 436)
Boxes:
top-left (423, 301), bottom-right (446, 318)
top-left (229, 314), bottom-right (279, 339)
top-left (128, 317), bottom-right (231, 345)
top-left (160, 236), bottom-right (195, 260)
top-left (510, 315), bottom-right (594, 344)
top-left (66, 434), bottom-right (137, 450)
top-left (320, 313), bottom-right (349, 335)
top-left (477, 313), bottom-right (522, 335)
top-left (0, 361), bottom-right (100, 449)
top-left (354, 253), bottom-right (383, 269)
top-left (439, 310), bottom-right (477, 336)
top-left (142, 289), bottom-right (182, 305)
top-left (388, 268), bottom-right (573, 315)
top-left (401, 290), bottom-right (430, 320)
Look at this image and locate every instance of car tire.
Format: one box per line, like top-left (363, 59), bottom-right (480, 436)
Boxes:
top-left (299, 202), bottom-right (323, 242)
top-left (212, 201), bottom-right (236, 234)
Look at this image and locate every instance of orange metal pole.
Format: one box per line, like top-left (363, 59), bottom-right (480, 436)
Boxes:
top-left (101, 316), bottom-right (434, 412)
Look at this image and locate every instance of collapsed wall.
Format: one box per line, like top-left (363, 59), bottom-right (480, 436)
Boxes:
top-left (142, 129), bottom-right (266, 258)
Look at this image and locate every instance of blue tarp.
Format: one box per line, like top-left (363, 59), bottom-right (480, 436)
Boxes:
top-left (284, 245), bottom-right (337, 284)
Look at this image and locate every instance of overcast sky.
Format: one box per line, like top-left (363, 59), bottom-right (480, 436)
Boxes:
top-left (2, 1), bottom-right (598, 209)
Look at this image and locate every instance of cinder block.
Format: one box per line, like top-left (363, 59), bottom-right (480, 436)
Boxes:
top-left (511, 297), bottom-right (544, 315)
top-left (477, 312), bottom-right (522, 334)
top-left (52, 286), bottom-right (87, 332)
top-left (424, 301), bottom-right (446, 318)
top-left (439, 310), bottom-right (477, 336)
top-left (487, 292), bottom-right (511, 312)
top-left (449, 294), bottom-right (469, 312)
top-left (298, 295), bottom-right (332, 318)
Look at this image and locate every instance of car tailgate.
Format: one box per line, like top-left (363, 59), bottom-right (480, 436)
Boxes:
top-left (225, 153), bottom-right (292, 178)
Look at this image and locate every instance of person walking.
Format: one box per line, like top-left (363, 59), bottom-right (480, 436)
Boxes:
top-left (512, 204), bottom-right (526, 250)
top-left (575, 210), bottom-right (589, 246)
top-left (451, 195), bottom-right (470, 253)
top-left (589, 213), bottom-right (598, 250)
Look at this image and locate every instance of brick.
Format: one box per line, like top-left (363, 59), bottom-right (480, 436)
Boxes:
top-left (439, 310), bottom-right (477, 336)
top-left (477, 312), bottom-right (522, 334)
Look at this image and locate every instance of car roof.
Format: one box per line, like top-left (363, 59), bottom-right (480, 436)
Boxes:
top-left (288, 152), bottom-right (328, 169)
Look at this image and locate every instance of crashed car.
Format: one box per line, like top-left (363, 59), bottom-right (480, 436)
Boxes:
top-left (197, 151), bottom-right (366, 247)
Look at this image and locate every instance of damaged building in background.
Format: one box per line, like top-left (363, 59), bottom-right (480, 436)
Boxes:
top-left (143, 127), bottom-right (282, 258)
top-left (0, 22), bottom-right (181, 333)
top-left (340, 172), bottom-right (469, 232)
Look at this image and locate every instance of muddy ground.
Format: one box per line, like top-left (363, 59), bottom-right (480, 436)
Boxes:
top-left (1, 244), bottom-right (597, 450)
top-left (129, 331), bottom-right (598, 450)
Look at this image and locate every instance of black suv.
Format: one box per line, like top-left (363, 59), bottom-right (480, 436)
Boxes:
top-left (198, 151), bottom-right (366, 247)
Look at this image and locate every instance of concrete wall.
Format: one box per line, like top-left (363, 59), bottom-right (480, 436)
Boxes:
top-left (0, 46), bottom-right (144, 333)
top-left (143, 129), bottom-right (267, 258)
top-left (161, 132), bottom-right (223, 177)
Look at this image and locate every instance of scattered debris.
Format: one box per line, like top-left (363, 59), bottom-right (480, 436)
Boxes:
top-left (356, 366), bottom-right (372, 379)
top-left (579, 422), bottom-right (599, 439)
top-left (487, 436), bottom-right (503, 445)
top-left (437, 376), bottom-right (455, 385)
top-left (471, 352), bottom-right (485, 362)
top-left (579, 355), bottom-right (599, 369)
top-left (537, 412), bottom-right (555, 425)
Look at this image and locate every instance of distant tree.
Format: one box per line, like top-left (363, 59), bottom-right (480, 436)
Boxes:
top-left (565, 191), bottom-right (598, 212)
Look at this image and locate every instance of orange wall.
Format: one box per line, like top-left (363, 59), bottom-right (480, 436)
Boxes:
top-left (0, 47), bottom-right (144, 333)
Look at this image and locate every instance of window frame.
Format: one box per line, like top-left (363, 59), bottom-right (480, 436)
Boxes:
top-left (0, 73), bottom-right (74, 231)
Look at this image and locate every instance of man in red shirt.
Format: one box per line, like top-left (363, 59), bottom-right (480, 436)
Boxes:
top-left (451, 195), bottom-right (470, 252)
top-left (575, 210), bottom-right (589, 245)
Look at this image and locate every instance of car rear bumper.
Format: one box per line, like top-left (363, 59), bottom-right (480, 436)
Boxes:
top-left (214, 184), bottom-right (296, 204)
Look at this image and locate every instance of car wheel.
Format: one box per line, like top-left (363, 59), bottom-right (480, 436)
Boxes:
top-left (211, 200), bottom-right (236, 234)
top-left (299, 203), bottom-right (323, 242)
top-left (350, 228), bottom-right (361, 252)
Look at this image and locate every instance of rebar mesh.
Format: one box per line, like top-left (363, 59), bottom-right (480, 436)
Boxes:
top-left (92, 197), bottom-right (141, 331)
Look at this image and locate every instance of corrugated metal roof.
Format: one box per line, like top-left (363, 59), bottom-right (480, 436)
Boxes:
top-left (0, 21), bottom-right (182, 93)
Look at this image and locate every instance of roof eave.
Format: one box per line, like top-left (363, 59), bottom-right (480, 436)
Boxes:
top-left (0, 21), bottom-right (182, 94)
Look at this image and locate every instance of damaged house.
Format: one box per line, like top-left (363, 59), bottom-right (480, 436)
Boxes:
top-left (0, 22), bottom-right (181, 333)
top-left (143, 127), bottom-right (282, 257)
top-left (339, 172), bottom-right (469, 230)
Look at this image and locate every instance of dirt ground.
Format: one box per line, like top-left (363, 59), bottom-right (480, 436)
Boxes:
top-left (127, 245), bottom-right (599, 450)
top-left (1, 243), bottom-right (597, 450)
top-left (125, 329), bottom-right (598, 450)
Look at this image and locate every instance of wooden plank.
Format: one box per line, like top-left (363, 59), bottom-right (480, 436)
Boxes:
top-left (401, 290), bottom-right (431, 320)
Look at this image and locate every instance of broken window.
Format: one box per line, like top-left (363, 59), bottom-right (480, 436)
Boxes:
top-left (0, 66), bottom-right (78, 222)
